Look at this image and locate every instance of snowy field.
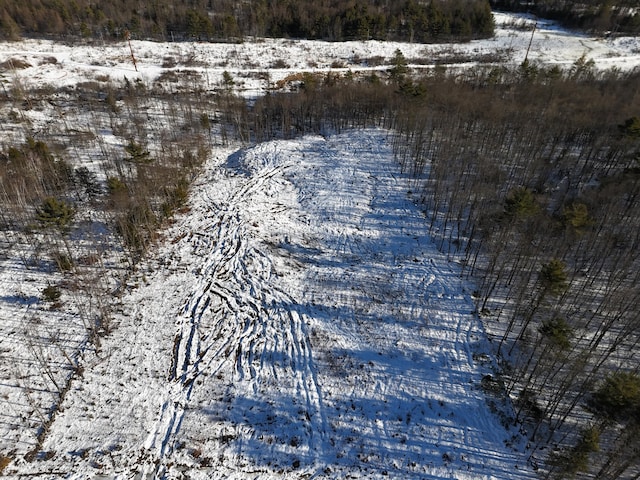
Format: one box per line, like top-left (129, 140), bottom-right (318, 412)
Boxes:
top-left (0, 12), bottom-right (639, 97)
top-left (0, 11), bottom-right (638, 479)
top-left (11, 130), bottom-right (535, 479)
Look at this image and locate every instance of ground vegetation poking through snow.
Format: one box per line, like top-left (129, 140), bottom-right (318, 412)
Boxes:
top-left (8, 130), bottom-right (536, 479)
top-left (1, 12), bottom-right (640, 99)
top-left (0, 10), bottom-right (639, 479)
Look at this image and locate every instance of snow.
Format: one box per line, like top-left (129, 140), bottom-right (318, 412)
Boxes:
top-left (0, 12), bottom-right (638, 98)
top-left (5, 130), bottom-right (534, 479)
top-left (0, 10), bottom-right (637, 479)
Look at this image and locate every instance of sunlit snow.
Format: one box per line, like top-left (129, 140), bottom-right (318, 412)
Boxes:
top-left (0, 12), bottom-right (638, 97)
top-left (0, 11), bottom-right (637, 479)
top-left (14, 130), bottom-right (535, 479)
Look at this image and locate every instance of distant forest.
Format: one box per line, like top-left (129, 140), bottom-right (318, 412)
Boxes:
top-left (0, 0), bottom-right (494, 42)
top-left (491, 0), bottom-right (640, 34)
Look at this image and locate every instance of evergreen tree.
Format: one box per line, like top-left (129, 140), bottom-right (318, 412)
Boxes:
top-left (36, 197), bottom-right (75, 233)
top-left (590, 371), bottom-right (640, 422)
top-left (504, 187), bottom-right (539, 219)
top-left (539, 259), bottom-right (569, 297)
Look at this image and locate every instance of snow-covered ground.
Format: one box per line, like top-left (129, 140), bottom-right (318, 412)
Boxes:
top-left (0, 12), bottom-right (639, 97)
top-left (0, 11), bottom-right (638, 479)
top-left (9, 130), bottom-right (535, 479)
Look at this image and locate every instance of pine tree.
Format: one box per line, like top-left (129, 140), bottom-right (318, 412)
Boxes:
top-left (618, 116), bottom-right (640, 138)
top-left (504, 187), bottom-right (539, 219)
top-left (36, 197), bottom-right (75, 233)
top-left (388, 49), bottom-right (409, 85)
top-left (590, 371), bottom-right (640, 421)
top-left (539, 259), bottom-right (569, 297)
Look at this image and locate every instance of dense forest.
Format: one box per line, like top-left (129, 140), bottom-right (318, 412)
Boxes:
top-left (491, 0), bottom-right (640, 34)
top-left (0, 0), bottom-right (494, 42)
top-left (5, 0), bottom-right (637, 41)
top-left (383, 65), bottom-right (640, 479)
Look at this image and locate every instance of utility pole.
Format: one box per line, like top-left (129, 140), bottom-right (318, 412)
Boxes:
top-left (524, 19), bottom-right (537, 65)
top-left (125, 30), bottom-right (138, 72)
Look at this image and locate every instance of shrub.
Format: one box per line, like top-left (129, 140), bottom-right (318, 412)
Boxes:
top-left (36, 197), bottom-right (75, 232)
top-left (540, 259), bottom-right (569, 296)
top-left (590, 371), bottom-right (640, 421)
top-left (124, 140), bottom-right (151, 163)
top-left (75, 167), bottom-right (103, 199)
top-left (270, 59), bottom-right (290, 69)
top-left (106, 177), bottom-right (129, 209)
top-left (504, 187), bottom-right (539, 219)
top-left (161, 179), bottom-right (189, 219)
top-left (52, 251), bottom-right (74, 272)
top-left (480, 374), bottom-right (505, 395)
top-left (517, 388), bottom-right (544, 420)
top-left (0, 58), bottom-right (31, 69)
top-left (0, 454), bottom-right (11, 474)
top-left (42, 284), bottom-right (62, 303)
top-left (550, 426), bottom-right (600, 478)
top-left (619, 116), bottom-right (640, 138)
top-left (563, 202), bottom-right (593, 231)
top-left (539, 317), bottom-right (572, 350)
top-left (115, 202), bottom-right (157, 257)
top-left (106, 177), bottom-right (127, 195)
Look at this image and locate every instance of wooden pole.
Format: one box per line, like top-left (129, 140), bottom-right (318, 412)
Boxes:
top-left (524, 20), bottom-right (537, 65)
top-left (125, 30), bottom-right (138, 72)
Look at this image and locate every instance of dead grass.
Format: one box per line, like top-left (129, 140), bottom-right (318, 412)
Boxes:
top-left (0, 454), bottom-right (12, 474)
top-left (0, 58), bottom-right (32, 70)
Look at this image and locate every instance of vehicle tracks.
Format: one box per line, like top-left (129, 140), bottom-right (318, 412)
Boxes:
top-left (143, 154), bottom-right (325, 478)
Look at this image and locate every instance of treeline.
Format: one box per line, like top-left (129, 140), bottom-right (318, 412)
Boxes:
top-left (220, 62), bottom-right (640, 478)
top-left (0, 0), bottom-right (494, 42)
top-left (491, 0), bottom-right (640, 34)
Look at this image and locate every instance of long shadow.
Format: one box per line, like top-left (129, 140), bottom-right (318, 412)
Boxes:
top-left (191, 131), bottom-right (531, 478)
top-left (191, 271), bottom-right (514, 476)
top-left (198, 335), bottom-right (519, 478)
top-left (0, 294), bottom-right (40, 305)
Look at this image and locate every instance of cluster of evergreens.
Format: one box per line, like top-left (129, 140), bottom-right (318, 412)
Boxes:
top-left (0, 0), bottom-right (494, 42)
top-left (491, 0), bottom-right (640, 34)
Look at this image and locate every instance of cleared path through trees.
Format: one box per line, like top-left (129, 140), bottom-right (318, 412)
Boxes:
top-left (16, 130), bottom-right (535, 480)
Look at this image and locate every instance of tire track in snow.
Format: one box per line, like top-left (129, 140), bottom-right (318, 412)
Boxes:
top-left (283, 130), bottom-right (533, 478)
top-left (142, 154), bottom-right (325, 477)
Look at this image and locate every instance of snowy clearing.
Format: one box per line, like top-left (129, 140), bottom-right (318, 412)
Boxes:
top-left (0, 12), bottom-right (639, 97)
top-left (9, 129), bottom-right (535, 479)
top-left (1, 10), bottom-right (638, 479)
